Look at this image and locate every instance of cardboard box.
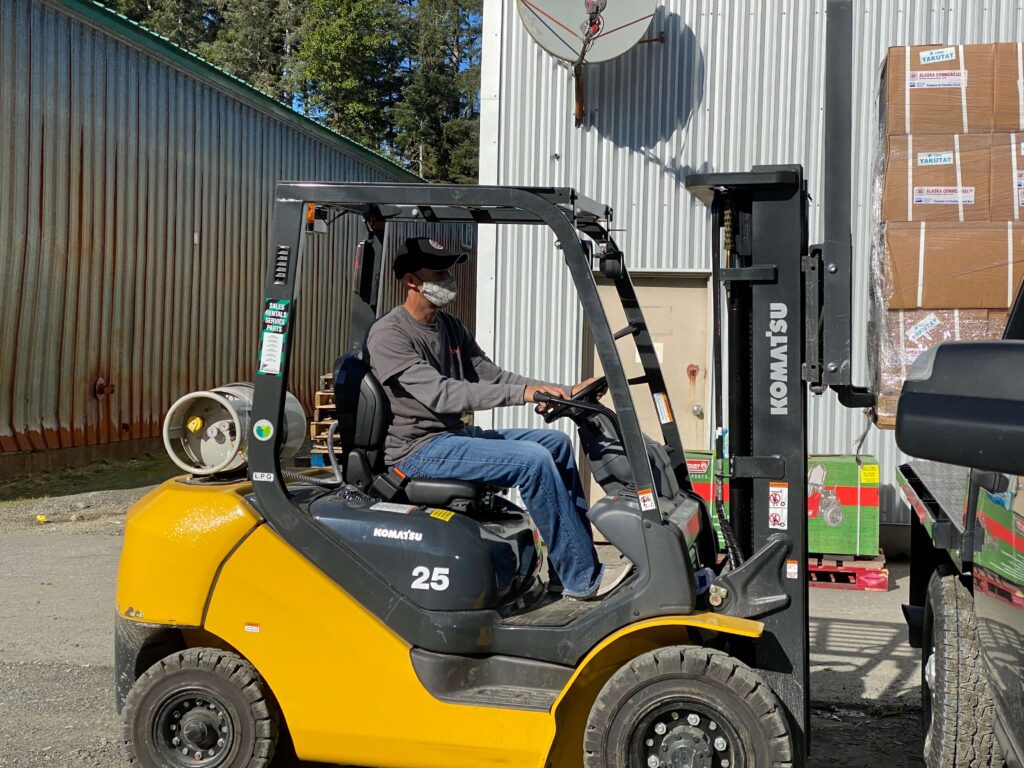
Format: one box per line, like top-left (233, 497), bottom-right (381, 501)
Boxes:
top-left (990, 132), bottom-right (1024, 220)
top-left (874, 308), bottom-right (1007, 425)
top-left (885, 44), bottom-right (995, 135)
top-left (994, 43), bottom-right (1024, 132)
top-left (882, 221), bottom-right (1024, 309)
top-left (878, 308), bottom-right (1005, 394)
top-left (882, 134), bottom-right (991, 221)
top-left (687, 451), bottom-right (881, 557)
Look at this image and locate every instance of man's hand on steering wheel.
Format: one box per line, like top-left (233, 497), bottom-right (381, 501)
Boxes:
top-left (571, 376), bottom-right (608, 400)
top-left (527, 376), bottom-right (609, 422)
top-left (524, 383), bottom-right (569, 414)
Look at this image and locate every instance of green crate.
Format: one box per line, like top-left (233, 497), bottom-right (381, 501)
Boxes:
top-left (684, 451), bottom-right (880, 557)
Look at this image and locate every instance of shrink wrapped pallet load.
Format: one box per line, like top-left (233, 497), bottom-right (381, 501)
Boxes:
top-left (871, 43), bottom-right (1024, 427)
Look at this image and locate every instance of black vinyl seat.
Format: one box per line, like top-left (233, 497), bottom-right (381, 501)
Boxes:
top-left (333, 354), bottom-right (484, 508)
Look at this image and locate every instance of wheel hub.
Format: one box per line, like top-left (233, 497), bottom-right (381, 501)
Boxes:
top-left (661, 725), bottom-right (714, 767)
top-left (638, 707), bottom-right (735, 768)
top-left (154, 690), bottom-right (233, 767)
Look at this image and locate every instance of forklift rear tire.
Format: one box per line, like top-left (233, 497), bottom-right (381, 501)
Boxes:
top-left (921, 570), bottom-right (1004, 768)
top-left (583, 646), bottom-right (792, 768)
top-left (122, 647), bottom-right (278, 768)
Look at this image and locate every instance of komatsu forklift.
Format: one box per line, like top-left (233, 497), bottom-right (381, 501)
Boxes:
top-left (114, 5), bottom-right (871, 767)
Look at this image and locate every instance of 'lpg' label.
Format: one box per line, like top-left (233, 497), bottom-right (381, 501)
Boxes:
top-left (918, 152), bottom-right (953, 166)
top-left (909, 70), bottom-right (966, 89)
top-left (919, 47), bottom-right (956, 65)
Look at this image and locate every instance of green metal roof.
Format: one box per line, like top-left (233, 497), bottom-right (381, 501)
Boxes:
top-left (50, 0), bottom-right (423, 182)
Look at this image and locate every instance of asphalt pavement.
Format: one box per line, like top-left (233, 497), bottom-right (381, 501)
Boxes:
top-left (0, 492), bottom-right (924, 767)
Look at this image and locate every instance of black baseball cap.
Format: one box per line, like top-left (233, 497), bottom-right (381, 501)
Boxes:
top-left (392, 237), bottom-right (469, 279)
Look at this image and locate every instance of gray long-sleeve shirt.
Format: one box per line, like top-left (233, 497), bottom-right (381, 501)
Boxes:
top-left (365, 306), bottom-right (553, 464)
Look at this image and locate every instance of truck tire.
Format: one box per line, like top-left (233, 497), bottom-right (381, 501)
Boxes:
top-left (122, 647), bottom-right (278, 768)
top-left (922, 570), bottom-right (1004, 768)
top-left (583, 646), bottom-right (792, 768)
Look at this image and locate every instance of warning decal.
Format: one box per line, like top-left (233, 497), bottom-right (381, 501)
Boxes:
top-left (768, 482), bottom-right (789, 530)
top-left (638, 488), bottom-right (657, 511)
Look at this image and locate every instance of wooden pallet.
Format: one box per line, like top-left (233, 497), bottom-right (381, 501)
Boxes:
top-left (319, 373), bottom-right (333, 391)
top-left (974, 568), bottom-right (1024, 608)
top-left (315, 390), bottom-right (335, 409)
top-left (808, 553), bottom-right (889, 591)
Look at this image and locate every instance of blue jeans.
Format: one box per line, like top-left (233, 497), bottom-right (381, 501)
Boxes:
top-left (395, 426), bottom-right (602, 596)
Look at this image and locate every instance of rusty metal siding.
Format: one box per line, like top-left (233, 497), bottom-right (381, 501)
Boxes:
top-left (0, 0), bottom-right (423, 453)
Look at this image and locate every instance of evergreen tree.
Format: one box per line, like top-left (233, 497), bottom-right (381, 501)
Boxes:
top-left (198, 0), bottom-right (306, 101)
top-left (393, 0), bottom-right (481, 182)
top-left (114, 0), bottom-right (222, 50)
top-left (298, 0), bottom-right (411, 152)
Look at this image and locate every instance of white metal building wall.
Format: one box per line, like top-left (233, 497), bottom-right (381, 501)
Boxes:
top-left (477, 0), bottom-right (1024, 523)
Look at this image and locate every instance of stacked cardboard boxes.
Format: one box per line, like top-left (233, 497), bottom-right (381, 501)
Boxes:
top-left (874, 44), bottom-right (1024, 423)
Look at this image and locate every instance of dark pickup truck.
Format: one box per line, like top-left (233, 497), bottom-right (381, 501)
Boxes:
top-left (896, 294), bottom-right (1024, 768)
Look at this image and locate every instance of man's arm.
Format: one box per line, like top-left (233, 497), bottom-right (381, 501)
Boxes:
top-left (461, 327), bottom-right (566, 390)
top-left (393, 359), bottom-right (525, 413)
top-left (368, 323), bottom-right (527, 413)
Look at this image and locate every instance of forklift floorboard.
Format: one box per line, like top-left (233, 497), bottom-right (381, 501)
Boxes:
top-left (502, 595), bottom-right (602, 626)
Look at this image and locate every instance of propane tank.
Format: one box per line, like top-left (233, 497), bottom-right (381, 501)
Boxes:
top-left (162, 384), bottom-right (306, 476)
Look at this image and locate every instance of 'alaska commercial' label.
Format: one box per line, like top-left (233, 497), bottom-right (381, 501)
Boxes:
top-left (908, 69), bottom-right (966, 89)
top-left (913, 186), bottom-right (975, 205)
top-left (767, 303), bottom-right (788, 415)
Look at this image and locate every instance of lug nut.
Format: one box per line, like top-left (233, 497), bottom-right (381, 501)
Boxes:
top-left (647, 757), bottom-right (660, 768)
top-left (709, 721), bottom-right (717, 731)
top-left (722, 760), bottom-right (731, 767)
top-left (714, 737), bottom-right (727, 751)
top-left (654, 722), bottom-right (667, 735)
top-left (671, 712), bottom-right (680, 720)
top-left (687, 713), bottom-right (700, 726)
top-left (646, 738), bottom-right (654, 747)
top-left (171, 737), bottom-right (179, 746)
top-left (217, 738), bottom-right (225, 747)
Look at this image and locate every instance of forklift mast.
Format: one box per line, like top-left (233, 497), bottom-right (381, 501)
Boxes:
top-left (685, 2), bottom-right (868, 761)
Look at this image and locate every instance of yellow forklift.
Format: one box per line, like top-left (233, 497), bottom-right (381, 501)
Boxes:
top-left (115, 6), bottom-right (872, 767)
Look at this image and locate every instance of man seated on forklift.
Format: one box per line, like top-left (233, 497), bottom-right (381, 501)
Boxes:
top-left (366, 237), bottom-right (632, 600)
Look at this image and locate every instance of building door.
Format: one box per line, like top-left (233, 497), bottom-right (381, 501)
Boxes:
top-left (583, 273), bottom-right (711, 501)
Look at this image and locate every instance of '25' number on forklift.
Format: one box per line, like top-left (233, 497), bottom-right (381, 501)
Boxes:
top-left (411, 566), bottom-right (450, 591)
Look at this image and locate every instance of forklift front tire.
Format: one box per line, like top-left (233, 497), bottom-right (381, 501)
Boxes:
top-left (583, 646), bottom-right (792, 768)
top-left (122, 647), bottom-right (278, 768)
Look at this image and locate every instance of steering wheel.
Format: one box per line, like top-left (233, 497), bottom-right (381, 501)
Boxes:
top-left (537, 376), bottom-right (608, 423)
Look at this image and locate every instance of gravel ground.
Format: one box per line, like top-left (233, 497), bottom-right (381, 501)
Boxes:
top-left (0, 471), bottom-right (925, 767)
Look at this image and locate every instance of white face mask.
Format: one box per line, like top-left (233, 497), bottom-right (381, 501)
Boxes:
top-left (418, 275), bottom-right (458, 308)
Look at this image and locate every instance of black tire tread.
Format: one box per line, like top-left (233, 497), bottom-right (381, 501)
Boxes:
top-left (121, 647), bottom-right (278, 768)
top-left (924, 571), bottom-right (1004, 768)
top-left (583, 645), bottom-right (793, 768)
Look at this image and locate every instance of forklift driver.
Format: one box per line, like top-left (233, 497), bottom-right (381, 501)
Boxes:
top-left (366, 237), bottom-right (632, 600)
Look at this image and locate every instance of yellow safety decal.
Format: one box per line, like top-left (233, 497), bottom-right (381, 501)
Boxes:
top-left (430, 509), bottom-right (455, 522)
top-left (859, 463), bottom-right (880, 484)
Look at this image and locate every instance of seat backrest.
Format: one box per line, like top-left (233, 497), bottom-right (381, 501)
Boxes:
top-left (333, 354), bottom-right (391, 473)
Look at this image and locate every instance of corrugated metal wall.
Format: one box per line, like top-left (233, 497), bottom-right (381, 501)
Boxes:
top-left (0, 0), bottom-right (421, 453)
top-left (479, 0), bottom-right (1024, 522)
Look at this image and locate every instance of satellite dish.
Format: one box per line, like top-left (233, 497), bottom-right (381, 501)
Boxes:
top-left (516, 0), bottom-right (657, 65)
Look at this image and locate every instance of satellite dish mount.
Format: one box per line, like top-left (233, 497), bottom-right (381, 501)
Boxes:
top-left (517, 0), bottom-right (658, 127)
